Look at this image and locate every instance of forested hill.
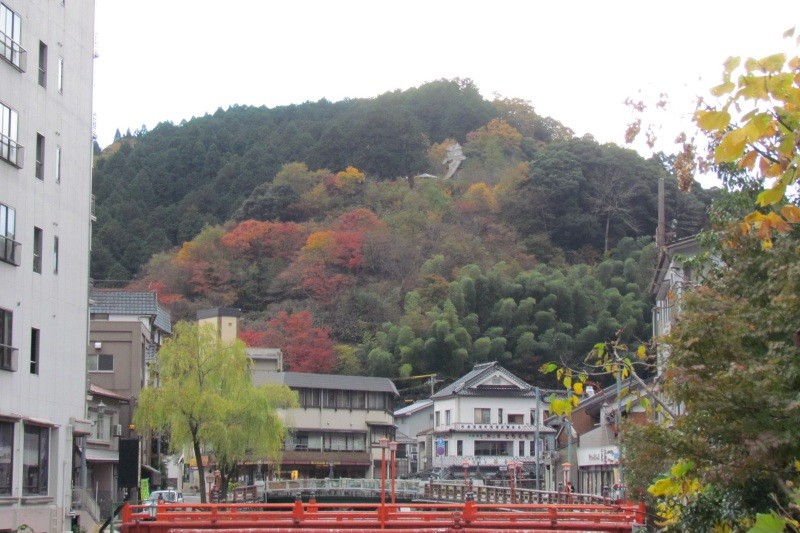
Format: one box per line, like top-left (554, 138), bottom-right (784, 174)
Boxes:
top-left (91, 77), bottom-right (717, 388)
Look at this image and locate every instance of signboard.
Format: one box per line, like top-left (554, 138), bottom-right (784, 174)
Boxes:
top-left (577, 446), bottom-right (620, 466)
top-left (141, 478), bottom-right (150, 500)
top-left (435, 438), bottom-right (445, 456)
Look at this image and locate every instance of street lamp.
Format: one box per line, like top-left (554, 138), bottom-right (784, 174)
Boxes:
top-left (388, 440), bottom-right (398, 505)
top-left (379, 437), bottom-right (389, 508)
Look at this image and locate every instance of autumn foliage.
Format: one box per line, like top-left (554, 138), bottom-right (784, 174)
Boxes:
top-left (248, 310), bottom-right (336, 373)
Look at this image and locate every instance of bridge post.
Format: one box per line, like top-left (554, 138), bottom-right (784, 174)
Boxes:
top-left (292, 493), bottom-right (304, 524)
top-left (463, 492), bottom-right (477, 524)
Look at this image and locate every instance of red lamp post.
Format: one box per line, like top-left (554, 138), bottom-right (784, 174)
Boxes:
top-left (379, 437), bottom-right (389, 507)
top-left (389, 440), bottom-right (398, 505)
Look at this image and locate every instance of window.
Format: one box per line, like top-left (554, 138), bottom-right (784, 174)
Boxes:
top-left (23, 425), bottom-right (49, 495)
top-left (367, 391), bottom-right (385, 410)
top-left (90, 410), bottom-right (110, 441)
top-left (0, 203), bottom-right (19, 265)
top-left (0, 102), bottom-right (21, 167)
top-left (0, 3), bottom-right (25, 71)
top-left (435, 411), bottom-right (440, 427)
top-left (456, 440), bottom-right (463, 456)
top-left (37, 41), bottom-right (46, 87)
top-left (35, 134), bottom-right (44, 179)
top-left (57, 57), bottom-right (63, 93)
top-left (33, 227), bottom-right (42, 273)
top-left (444, 409), bottom-right (451, 425)
top-left (474, 408), bottom-right (490, 424)
top-left (474, 441), bottom-right (509, 456)
top-left (508, 414), bottom-right (524, 424)
top-left (519, 441), bottom-right (525, 456)
top-left (0, 307), bottom-right (14, 371)
top-left (52, 235), bottom-right (58, 273)
top-left (0, 421), bottom-right (11, 495)
top-left (54, 146), bottom-right (61, 182)
top-left (30, 328), bottom-right (39, 374)
top-left (351, 391), bottom-right (366, 409)
top-left (299, 388), bottom-right (319, 408)
top-left (87, 352), bottom-right (113, 372)
top-left (498, 408), bottom-right (503, 424)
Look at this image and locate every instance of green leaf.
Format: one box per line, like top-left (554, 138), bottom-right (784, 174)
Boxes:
top-left (541, 362), bottom-right (559, 374)
top-left (748, 511), bottom-right (786, 533)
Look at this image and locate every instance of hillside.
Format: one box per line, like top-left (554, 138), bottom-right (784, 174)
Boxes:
top-left (91, 78), bottom-right (717, 390)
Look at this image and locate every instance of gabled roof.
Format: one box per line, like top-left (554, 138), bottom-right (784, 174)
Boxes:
top-left (256, 371), bottom-right (399, 395)
top-left (431, 362), bottom-right (534, 399)
top-left (90, 289), bottom-right (172, 334)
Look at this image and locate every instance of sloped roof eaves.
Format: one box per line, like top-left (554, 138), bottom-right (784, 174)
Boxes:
top-left (432, 362), bottom-right (533, 399)
top-left (90, 290), bottom-right (172, 333)
top-left (258, 372), bottom-right (399, 395)
top-left (394, 399), bottom-right (433, 417)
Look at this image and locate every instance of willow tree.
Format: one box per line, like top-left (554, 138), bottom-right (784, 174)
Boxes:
top-left (134, 322), bottom-right (296, 502)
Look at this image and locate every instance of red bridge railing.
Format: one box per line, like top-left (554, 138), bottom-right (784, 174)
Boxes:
top-left (120, 497), bottom-right (647, 532)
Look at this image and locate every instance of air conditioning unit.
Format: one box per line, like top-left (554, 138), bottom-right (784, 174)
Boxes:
top-left (112, 424), bottom-right (123, 437)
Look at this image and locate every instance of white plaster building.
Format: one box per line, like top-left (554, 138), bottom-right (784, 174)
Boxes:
top-left (0, 0), bottom-right (96, 530)
top-left (393, 399), bottom-right (433, 475)
top-left (429, 362), bottom-right (555, 487)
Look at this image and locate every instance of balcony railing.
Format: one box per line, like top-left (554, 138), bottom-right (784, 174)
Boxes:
top-left (0, 32), bottom-right (26, 72)
top-left (0, 235), bottom-right (20, 266)
top-left (0, 133), bottom-right (23, 168)
top-left (0, 344), bottom-right (18, 372)
top-left (434, 453), bottom-right (553, 468)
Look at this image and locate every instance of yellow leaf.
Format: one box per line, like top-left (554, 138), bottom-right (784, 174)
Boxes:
top-left (571, 395), bottom-right (580, 407)
top-left (756, 182), bottom-right (787, 206)
top-left (695, 110), bottom-right (731, 131)
top-left (759, 53), bottom-right (786, 73)
top-left (636, 345), bottom-right (647, 360)
top-left (715, 129), bottom-right (747, 162)
top-left (710, 80), bottom-right (735, 97)
top-left (761, 238), bottom-right (773, 250)
top-left (573, 382), bottom-right (584, 396)
top-left (723, 56), bottom-right (741, 74)
top-left (563, 376), bottom-right (572, 390)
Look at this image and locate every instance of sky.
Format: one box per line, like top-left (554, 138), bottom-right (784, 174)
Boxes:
top-left (93, 1), bottom-right (798, 186)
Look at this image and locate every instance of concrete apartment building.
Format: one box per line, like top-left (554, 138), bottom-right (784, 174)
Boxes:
top-left (0, 1), bottom-right (96, 530)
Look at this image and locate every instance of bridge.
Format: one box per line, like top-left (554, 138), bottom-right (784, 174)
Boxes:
top-left (117, 481), bottom-right (647, 532)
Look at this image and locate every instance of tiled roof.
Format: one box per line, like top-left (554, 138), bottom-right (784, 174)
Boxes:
top-left (256, 371), bottom-right (399, 395)
top-left (90, 289), bottom-right (172, 333)
top-left (432, 362), bottom-right (534, 399)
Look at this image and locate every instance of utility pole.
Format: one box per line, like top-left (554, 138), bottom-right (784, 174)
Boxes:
top-left (534, 387), bottom-right (540, 491)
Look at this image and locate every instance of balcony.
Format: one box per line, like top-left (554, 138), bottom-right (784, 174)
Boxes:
top-left (0, 235), bottom-right (20, 266)
top-left (0, 33), bottom-right (26, 72)
top-left (0, 344), bottom-right (18, 372)
top-left (435, 452), bottom-right (553, 468)
top-left (0, 133), bottom-right (24, 168)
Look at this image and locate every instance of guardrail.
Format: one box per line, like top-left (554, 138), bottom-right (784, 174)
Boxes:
top-left (120, 498), bottom-right (647, 532)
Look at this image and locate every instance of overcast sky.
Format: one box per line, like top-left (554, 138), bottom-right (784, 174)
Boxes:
top-left (93, 1), bottom-right (797, 185)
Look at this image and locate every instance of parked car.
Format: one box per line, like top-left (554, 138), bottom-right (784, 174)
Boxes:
top-left (144, 489), bottom-right (184, 507)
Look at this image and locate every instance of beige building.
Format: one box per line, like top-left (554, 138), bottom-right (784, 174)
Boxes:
top-left (255, 371), bottom-right (398, 479)
top-left (86, 289), bottom-right (171, 515)
top-left (0, 0), bottom-right (96, 530)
